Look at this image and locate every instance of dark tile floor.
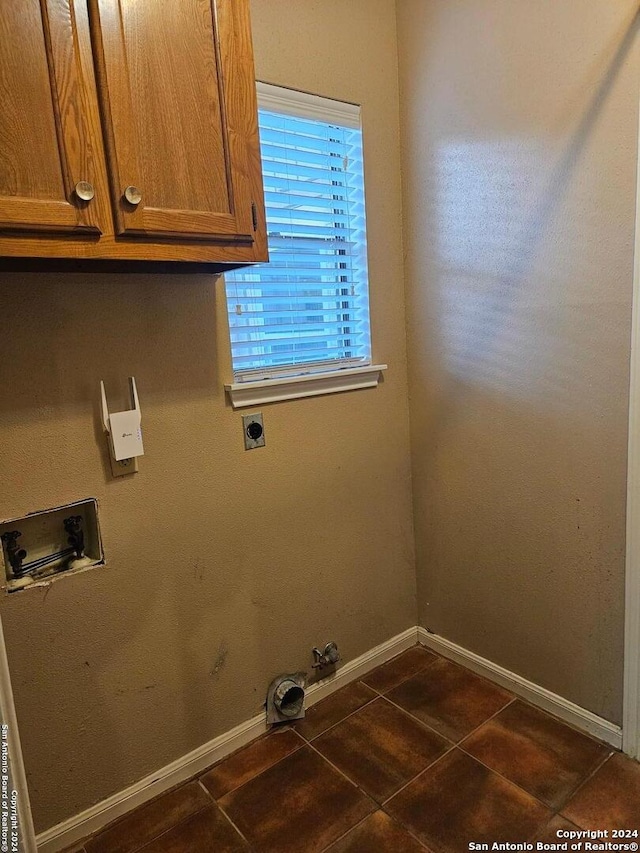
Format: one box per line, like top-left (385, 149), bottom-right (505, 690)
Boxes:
top-left (66, 646), bottom-right (640, 853)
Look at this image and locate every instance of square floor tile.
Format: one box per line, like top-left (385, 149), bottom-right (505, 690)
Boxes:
top-left (461, 701), bottom-right (610, 808)
top-left (362, 646), bottom-right (437, 693)
top-left (136, 804), bottom-right (247, 852)
top-left (85, 781), bottom-right (211, 853)
top-left (220, 746), bottom-right (374, 853)
top-left (387, 656), bottom-right (513, 742)
top-left (326, 810), bottom-right (427, 852)
top-left (295, 681), bottom-right (377, 740)
top-left (562, 753), bottom-right (640, 830)
top-left (200, 727), bottom-right (302, 798)
top-left (386, 749), bottom-right (551, 853)
top-left (314, 697), bottom-right (450, 802)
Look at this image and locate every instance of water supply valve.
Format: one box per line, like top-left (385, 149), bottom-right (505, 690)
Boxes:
top-left (312, 641), bottom-right (340, 670)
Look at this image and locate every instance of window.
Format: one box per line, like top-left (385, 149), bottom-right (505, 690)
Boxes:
top-left (224, 84), bottom-right (384, 406)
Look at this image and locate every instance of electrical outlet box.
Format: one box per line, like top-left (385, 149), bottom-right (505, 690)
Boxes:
top-left (243, 413), bottom-right (265, 450)
top-left (110, 455), bottom-right (139, 477)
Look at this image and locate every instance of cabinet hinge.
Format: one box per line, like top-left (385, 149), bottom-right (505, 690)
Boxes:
top-left (251, 201), bottom-right (258, 232)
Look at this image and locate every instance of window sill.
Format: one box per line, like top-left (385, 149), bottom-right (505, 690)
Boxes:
top-left (225, 364), bottom-right (387, 408)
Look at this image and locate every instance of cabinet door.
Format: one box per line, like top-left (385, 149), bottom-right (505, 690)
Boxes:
top-left (90, 0), bottom-right (261, 244)
top-left (0, 0), bottom-right (105, 235)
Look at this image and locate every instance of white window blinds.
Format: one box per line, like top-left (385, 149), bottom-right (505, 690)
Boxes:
top-left (224, 83), bottom-right (371, 382)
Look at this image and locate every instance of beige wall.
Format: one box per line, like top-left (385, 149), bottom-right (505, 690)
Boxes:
top-left (397, 0), bottom-right (640, 724)
top-left (0, 0), bottom-right (414, 832)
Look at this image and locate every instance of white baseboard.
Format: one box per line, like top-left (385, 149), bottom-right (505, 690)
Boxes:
top-left (417, 628), bottom-right (622, 749)
top-left (36, 626), bottom-right (418, 853)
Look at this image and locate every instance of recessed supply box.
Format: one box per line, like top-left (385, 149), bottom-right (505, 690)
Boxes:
top-left (0, 499), bottom-right (104, 593)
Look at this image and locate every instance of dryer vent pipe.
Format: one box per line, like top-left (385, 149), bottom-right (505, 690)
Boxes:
top-left (266, 672), bottom-right (306, 724)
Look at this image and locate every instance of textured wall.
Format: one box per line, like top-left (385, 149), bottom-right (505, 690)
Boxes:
top-left (397, 0), bottom-right (639, 724)
top-left (0, 0), bottom-right (414, 832)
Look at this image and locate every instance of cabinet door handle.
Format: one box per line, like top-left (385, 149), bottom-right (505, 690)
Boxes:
top-left (123, 186), bottom-right (142, 206)
top-left (74, 181), bottom-right (95, 202)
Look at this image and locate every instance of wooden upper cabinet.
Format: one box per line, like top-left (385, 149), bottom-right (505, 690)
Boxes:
top-left (0, 0), bottom-right (107, 236)
top-left (89, 0), bottom-right (257, 243)
top-left (0, 0), bottom-right (267, 266)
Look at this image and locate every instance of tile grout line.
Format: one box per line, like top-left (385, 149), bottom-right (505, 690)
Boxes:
top-left (137, 803), bottom-right (215, 853)
top-left (504, 694), bottom-right (617, 749)
top-left (380, 742), bottom-right (459, 807)
top-left (456, 744), bottom-right (557, 815)
top-left (379, 697), bottom-right (518, 808)
top-left (319, 810), bottom-right (432, 853)
top-left (383, 688), bottom-right (517, 748)
top-left (378, 810), bottom-right (436, 852)
top-left (197, 778), bottom-right (216, 801)
top-left (301, 686), bottom-right (380, 742)
top-left (426, 718), bottom-right (614, 829)
top-left (303, 685), bottom-right (519, 817)
top-left (228, 737), bottom-right (379, 850)
top-left (305, 690), bottom-right (462, 807)
top-left (448, 695), bottom-right (518, 741)
top-left (101, 802), bottom-right (213, 853)
top-left (377, 750), bottom-right (473, 853)
top-left (307, 711), bottom-right (461, 823)
top-left (83, 742), bottom-right (274, 851)
top-left (80, 774), bottom-right (221, 852)
top-left (317, 811), bottom-right (374, 852)
top-left (556, 750), bottom-right (616, 823)
top-left (379, 691), bottom-right (476, 743)
top-left (303, 737), bottom-right (436, 852)
top-left (76, 783), bottom-right (195, 850)
top-left (361, 653), bottom-right (440, 698)
top-left (304, 737), bottom-right (379, 800)
top-left (376, 738), bottom-right (554, 853)
top-left (199, 730), bottom-right (307, 800)
top-left (214, 797), bottom-right (256, 852)
top-left (526, 810), bottom-right (573, 844)
top-left (294, 653), bottom-right (440, 744)
top-left (434, 691), bottom-right (591, 819)
top-left (213, 735), bottom-right (387, 853)
top-left (304, 678), bottom-right (449, 747)
top-left (199, 682), bottom-right (382, 803)
top-left (453, 697), bottom-right (616, 821)
top-left (385, 817), bottom-right (433, 852)
top-left (543, 745), bottom-right (615, 818)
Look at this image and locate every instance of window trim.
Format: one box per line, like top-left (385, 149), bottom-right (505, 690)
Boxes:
top-left (255, 82), bottom-right (360, 128)
top-left (225, 363), bottom-right (387, 409)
